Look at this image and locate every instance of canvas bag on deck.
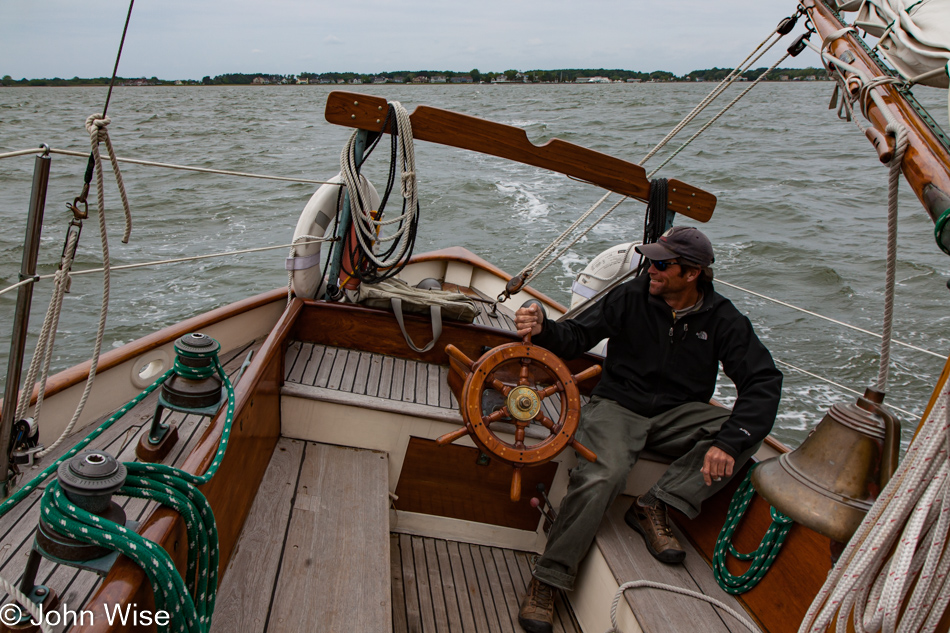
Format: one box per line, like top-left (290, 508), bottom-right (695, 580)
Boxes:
top-left (357, 278), bottom-right (480, 352)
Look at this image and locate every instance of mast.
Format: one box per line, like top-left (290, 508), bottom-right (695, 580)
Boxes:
top-left (802, 0), bottom-right (950, 228)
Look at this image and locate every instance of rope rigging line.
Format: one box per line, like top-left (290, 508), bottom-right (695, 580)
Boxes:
top-left (773, 359), bottom-right (916, 419)
top-left (605, 579), bottom-right (759, 633)
top-left (13, 226), bottom-right (80, 447)
top-left (806, 31), bottom-right (914, 393)
top-left (0, 147), bottom-right (344, 186)
top-left (341, 101), bottom-right (421, 284)
top-left (646, 51), bottom-right (793, 180)
top-left (4, 0), bottom-right (139, 485)
top-left (878, 120), bottom-right (909, 392)
top-left (505, 16), bottom-right (805, 303)
top-left (714, 279), bottom-right (945, 360)
top-left (12, 114), bottom-right (135, 465)
top-left (0, 237), bottom-right (336, 299)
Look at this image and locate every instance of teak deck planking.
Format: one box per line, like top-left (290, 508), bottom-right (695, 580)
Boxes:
top-left (595, 498), bottom-right (758, 633)
top-left (215, 437), bottom-right (577, 633)
top-left (391, 535), bottom-right (582, 633)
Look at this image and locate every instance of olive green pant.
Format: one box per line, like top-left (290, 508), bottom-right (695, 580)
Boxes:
top-left (532, 396), bottom-right (760, 591)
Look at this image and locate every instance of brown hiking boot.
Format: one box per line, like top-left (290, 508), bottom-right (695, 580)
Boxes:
top-left (624, 496), bottom-right (686, 564)
top-left (518, 577), bottom-right (555, 633)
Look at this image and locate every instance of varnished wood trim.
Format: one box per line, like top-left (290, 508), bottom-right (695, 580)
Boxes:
top-left (73, 299), bottom-right (302, 633)
top-left (762, 435), bottom-right (790, 454)
top-left (408, 247), bottom-right (568, 313)
top-left (394, 437), bottom-right (557, 531)
top-left (1, 287), bottom-right (287, 416)
top-left (325, 91), bottom-right (716, 222)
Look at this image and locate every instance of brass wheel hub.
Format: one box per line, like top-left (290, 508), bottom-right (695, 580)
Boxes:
top-left (507, 385), bottom-right (541, 422)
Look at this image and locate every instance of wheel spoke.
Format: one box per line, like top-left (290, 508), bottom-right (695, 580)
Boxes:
top-left (519, 359), bottom-right (532, 386)
top-left (483, 408), bottom-right (510, 426)
top-left (537, 383), bottom-right (563, 400)
top-left (490, 378), bottom-right (512, 396)
top-left (534, 413), bottom-right (557, 432)
top-left (571, 364), bottom-right (602, 385)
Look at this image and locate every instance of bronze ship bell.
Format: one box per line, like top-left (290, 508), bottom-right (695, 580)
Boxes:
top-left (751, 388), bottom-right (900, 545)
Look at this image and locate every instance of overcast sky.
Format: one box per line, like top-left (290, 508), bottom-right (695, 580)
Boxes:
top-left (2, 0), bottom-right (818, 80)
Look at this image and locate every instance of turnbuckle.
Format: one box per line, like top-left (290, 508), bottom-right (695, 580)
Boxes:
top-left (57, 219), bottom-right (83, 293)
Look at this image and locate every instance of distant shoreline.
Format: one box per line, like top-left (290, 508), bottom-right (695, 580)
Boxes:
top-left (1, 67), bottom-right (830, 88)
top-left (1, 79), bottom-right (832, 88)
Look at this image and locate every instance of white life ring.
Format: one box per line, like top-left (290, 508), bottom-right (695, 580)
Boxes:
top-left (288, 173), bottom-right (380, 299)
top-left (569, 242), bottom-right (642, 308)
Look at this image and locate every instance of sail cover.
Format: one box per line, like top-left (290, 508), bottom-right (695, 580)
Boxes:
top-left (839, 0), bottom-right (950, 89)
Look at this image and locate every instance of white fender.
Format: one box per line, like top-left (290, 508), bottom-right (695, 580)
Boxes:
top-left (288, 173), bottom-right (380, 299)
top-left (570, 242), bottom-right (641, 308)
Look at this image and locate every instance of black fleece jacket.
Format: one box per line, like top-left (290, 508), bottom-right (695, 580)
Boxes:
top-left (535, 274), bottom-right (782, 458)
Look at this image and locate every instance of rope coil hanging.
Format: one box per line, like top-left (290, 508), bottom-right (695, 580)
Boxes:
top-left (340, 101), bottom-right (421, 285)
top-left (712, 467), bottom-right (793, 595)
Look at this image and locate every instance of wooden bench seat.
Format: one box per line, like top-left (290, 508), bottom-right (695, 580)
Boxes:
top-left (213, 438), bottom-right (390, 632)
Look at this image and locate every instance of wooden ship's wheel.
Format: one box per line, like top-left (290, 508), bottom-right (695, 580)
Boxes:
top-left (437, 335), bottom-right (601, 501)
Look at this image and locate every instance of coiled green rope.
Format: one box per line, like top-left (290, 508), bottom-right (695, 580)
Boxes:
top-left (4, 337), bottom-right (236, 633)
top-left (712, 466), bottom-right (793, 595)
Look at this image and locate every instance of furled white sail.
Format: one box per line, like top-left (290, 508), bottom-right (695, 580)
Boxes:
top-left (839, 0), bottom-right (950, 89)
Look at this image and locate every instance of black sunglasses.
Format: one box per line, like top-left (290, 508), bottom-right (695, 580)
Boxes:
top-left (650, 259), bottom-right (680, 271)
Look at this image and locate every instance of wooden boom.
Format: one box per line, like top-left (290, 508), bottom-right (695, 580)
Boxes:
top-left (325, 90), bottom-right (716, 222)
top-left (803, 0), bottom-right (950, 226)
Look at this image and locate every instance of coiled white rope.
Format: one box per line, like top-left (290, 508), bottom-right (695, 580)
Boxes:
top-left (605, 580), bottom-right (759, 633)
top-left (341, 101), bottom-right (418, 269)
top-left (798, 375), bottom-right (950, 633)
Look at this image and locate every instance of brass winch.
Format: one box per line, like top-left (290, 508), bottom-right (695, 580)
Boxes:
top-left (752, 387), bottom-right (900, 544)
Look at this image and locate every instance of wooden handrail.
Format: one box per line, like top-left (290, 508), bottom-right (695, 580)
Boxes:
top-left (325, 91), bottom-right (716, 222)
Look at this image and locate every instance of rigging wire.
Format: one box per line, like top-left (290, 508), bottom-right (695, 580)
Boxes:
top-left (506, 11), bottom-right (805, 300)
top-left (0, 146), bottom-right (343, 185)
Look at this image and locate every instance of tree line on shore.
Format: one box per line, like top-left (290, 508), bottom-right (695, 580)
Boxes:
top-left (1, 67), bottom-right (829, 87)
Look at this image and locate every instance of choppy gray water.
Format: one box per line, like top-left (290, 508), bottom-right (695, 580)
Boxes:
top-left (1, 83), bottom-right (948, 449)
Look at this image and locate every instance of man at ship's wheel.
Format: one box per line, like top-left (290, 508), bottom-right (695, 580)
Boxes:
top-left (514, 226), bottom-right (782, 633)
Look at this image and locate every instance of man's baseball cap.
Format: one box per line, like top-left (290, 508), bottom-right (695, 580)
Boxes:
top-left (635, 226), bottom-right (715, 269)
